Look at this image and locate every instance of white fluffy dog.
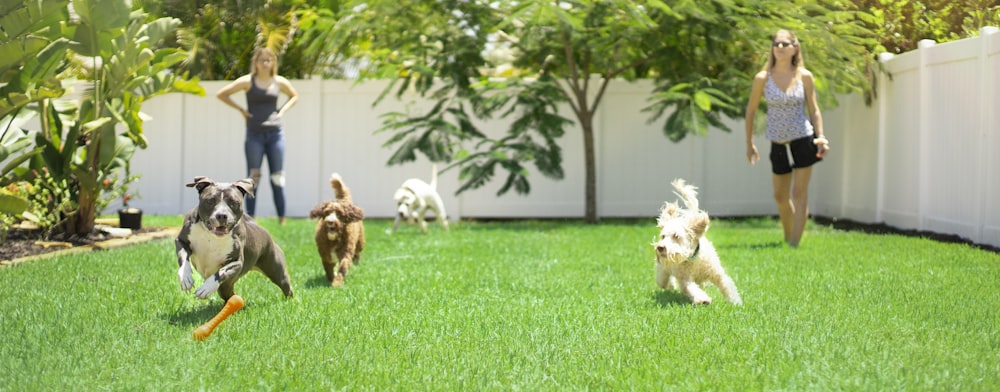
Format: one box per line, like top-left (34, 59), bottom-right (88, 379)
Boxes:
top-left (652, 179), bottom-right (742, 305)
top-left (391, 165), bottom-right (449, 234)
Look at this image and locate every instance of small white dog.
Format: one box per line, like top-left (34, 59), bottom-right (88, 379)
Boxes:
top-left (391, 165), bottom-right (449, 234)
top-left (652, 179), bottom-right (741, 305)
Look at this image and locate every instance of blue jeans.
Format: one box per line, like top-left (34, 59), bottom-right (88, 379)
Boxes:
top-left (244, 128), bottom-right (286, 217)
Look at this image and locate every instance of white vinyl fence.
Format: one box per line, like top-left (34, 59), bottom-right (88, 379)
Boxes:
top-left (114, 28), bottom-right (998, 247)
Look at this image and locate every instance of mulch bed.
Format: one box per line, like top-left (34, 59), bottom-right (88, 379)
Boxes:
top-left (1, 226), bottom-right (171, 264)
top-left (811, 216), bottom-right (999, 254)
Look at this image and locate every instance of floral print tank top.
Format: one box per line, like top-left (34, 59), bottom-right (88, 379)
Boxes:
top-left (764, 74), bottom-right (813, 143)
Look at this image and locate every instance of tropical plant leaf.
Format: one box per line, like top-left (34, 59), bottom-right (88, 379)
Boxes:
top-left (0, 192), bottom-right (30, 215)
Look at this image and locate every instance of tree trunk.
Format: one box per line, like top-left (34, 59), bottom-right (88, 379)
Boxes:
top-left (72, 137), bottom-right (103, 236)
top-left (580, 111), bottom-right (598, 224)
top-left (73, 188), bottom-right (98, 235)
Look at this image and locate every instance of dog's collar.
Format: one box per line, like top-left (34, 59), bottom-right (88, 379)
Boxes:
top-left (686, 243), bottom-right (701, 261)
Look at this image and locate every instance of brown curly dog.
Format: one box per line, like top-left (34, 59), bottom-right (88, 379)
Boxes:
top-left (309, 173), bottom-right (365, 287)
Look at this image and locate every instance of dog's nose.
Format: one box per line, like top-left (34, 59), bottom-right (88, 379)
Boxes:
top-left (656, 245), bottom-right (666, 253)
top-left (214, 213), bottom-right (229, 223)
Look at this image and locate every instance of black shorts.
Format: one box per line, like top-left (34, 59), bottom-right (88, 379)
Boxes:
top-left (769, 135), bottom-right (822, 175)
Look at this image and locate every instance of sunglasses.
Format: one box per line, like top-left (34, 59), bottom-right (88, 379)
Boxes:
top-left (772, 41), bottom-right (798, 48)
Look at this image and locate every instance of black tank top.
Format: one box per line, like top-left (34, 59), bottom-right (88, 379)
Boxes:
top-left (246, 77), bottom-right (281, 131)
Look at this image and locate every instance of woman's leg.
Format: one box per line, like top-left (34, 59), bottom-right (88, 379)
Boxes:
top-left (244, 132), bottom-right (266, 216)
top-left (788, 166), bottom-right (813, 247)
top-left (772, 173), bottom-right (794, 244)
top-left (264, 131), bottom-right (287, 223)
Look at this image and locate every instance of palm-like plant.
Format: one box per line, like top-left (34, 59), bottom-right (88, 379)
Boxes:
top-left (2, 0), bottom-right (204, 236)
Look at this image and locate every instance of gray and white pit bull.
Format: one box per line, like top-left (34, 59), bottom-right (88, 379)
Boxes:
top-left (175, 176), bottom-right (294, 300)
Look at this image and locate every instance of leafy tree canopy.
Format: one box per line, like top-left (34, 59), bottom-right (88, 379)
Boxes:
top-left (327, 0), bottom-right (876, 222)
top-left (856, 0), bottom-right (1000, 54)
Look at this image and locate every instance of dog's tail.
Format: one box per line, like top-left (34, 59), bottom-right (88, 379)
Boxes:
top-left (671, 178), bottom-right (699, 211)
top-left (429, 163), bottom-right (438, 190)
top-left (329, 173), bottom-right (353, 203)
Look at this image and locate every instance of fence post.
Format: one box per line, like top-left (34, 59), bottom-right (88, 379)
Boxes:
top-left (875, 52), bottom-right (895, 224)
top-left (976, 27), bottom-right (999, 244)
top-left (316, 75), bottom-right (326, 206)
top-left (917, 39), bottom-right (935, 231)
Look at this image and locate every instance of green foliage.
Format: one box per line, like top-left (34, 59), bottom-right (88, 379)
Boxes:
top-left (1, 218), bottom-right (999, 389)
top-left (285, 4), bottom-right (351, 79)
top-left (141, 0), bottom-right (268, 80)
top-left (0, 190), bottom-right (29, 216)
top-left (143, 0), bottom-right (348, 79)
top-left (644, 80), bottom-right (738, 142)
top-left (0, 187), bottom-right (30, 243)
top-left (856, 0), bottom-right (1000, 54)
top-left (0, 170), bottom-right (73, 240)
top-left (0, 0), bottom-right (71, 121)
top-left (378, 74), bottom-right (572, 196)
top-left (1, 0), bottom-right (204, 236)
top-left (22, 169), bottom-right (74, 233)
top-left (0, 114), bottom-right (44, 181)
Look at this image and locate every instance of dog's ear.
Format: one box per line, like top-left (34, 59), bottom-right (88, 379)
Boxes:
top-left (392, 188), bottom-right (407, 204)
top-left (340, 204), bottom-right (365, 223)
top-left (233, 178), bottom-right (256, 198)
top-left (689, 211), bottom-right (710, 237)
top-left (309, 202), bottom-right (332, 219)
top-left (186, 176), bottom-right (215, 193)
top-left (657, 201), bottom-right (681, 227)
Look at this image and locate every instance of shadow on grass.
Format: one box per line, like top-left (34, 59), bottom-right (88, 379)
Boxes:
top-left (304, 275), bottom-right (334, 290)
top-left (460, 218), bottom-right (598, 232)
top-left (716, 241), bottom-right (784, 250)
top-left (651, 290), bottom-right (692, 308)
top-left (164, 296), bottom-right (294, 328)
top-left (165, 303), bottom-right (224, 327)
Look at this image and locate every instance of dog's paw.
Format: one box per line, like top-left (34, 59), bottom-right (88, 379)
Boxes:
top-left (194, 278), bottom-right (220, 299)
top-left (178, 265), bottom-right (194, 291)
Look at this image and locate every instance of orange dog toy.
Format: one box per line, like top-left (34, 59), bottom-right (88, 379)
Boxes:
top-left (193, 295), bottom-right (245, 340)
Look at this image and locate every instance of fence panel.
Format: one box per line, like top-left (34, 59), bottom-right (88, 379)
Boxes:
top-left (60, 28), bottom-right (995, 248)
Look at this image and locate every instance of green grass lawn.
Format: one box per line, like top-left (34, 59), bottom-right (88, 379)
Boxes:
top-left (1, 216), bottom-right (998, 390)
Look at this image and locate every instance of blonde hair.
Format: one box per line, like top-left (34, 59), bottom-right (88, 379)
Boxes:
top-left (250, 47), bottom-right (278, 78)
top-left (761, 30), bottom-right (805, 87)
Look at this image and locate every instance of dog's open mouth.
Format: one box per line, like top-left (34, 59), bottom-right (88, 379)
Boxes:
top-left (210, 225), bottom-right (229, 236)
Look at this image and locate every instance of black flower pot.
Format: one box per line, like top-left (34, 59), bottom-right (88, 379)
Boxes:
top-left (118, 208), bottom-right (143, 230)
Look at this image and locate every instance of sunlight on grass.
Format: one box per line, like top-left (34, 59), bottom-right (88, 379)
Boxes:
top-left (1, 217), bottom-right (998, 390)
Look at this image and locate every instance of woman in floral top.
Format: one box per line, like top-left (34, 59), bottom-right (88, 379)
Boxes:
top-left (745, 29), bottom-right (831, 248)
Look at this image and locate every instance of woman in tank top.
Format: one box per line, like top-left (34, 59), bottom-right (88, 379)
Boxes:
top-left (216, 47), bottom-right (299, 225)
top-left (744, 29), bottom-right (830, 248)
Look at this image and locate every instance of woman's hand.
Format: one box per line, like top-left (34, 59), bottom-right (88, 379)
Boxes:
top-left (814, 136), bottom-right (830, 158)
top-left (747, 143), bottom-right (760, 166)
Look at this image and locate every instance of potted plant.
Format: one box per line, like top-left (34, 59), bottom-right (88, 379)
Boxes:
top-left (117, 193), bottom-right (142, 230)
top-left (103, 166), bottom-right (141, 231)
